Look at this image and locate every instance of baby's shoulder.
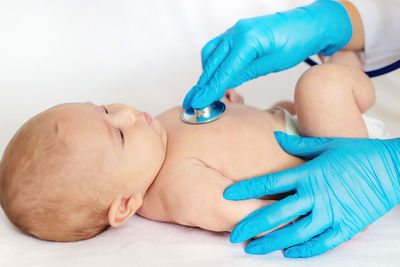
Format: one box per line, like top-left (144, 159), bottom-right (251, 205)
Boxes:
top-left (150, 157), bottom-right (233, 228)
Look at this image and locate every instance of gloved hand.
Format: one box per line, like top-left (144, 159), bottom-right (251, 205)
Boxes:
top-left (224, 132), bottom-right (400, 258)
top-left (183, 0), bottom-right (352, 110)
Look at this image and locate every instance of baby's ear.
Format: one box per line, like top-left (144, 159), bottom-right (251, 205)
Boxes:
top-left (108, 194), bottom-right (143, 227)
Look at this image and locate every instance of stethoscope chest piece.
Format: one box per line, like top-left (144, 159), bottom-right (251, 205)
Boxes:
top-left (181, 100), bottom-right (226, 124)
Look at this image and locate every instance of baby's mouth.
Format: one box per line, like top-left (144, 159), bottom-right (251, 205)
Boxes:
top-left (143, 112), bottom-right (152, 126)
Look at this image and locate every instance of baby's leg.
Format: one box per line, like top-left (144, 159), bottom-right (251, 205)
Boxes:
top-left (272, 101), bottom-right (296, 115)
top-left (294, 62), bottom-right (375, 138)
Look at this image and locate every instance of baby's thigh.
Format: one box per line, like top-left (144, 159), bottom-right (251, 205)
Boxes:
top-left (294, 64), bottom-right (370, 138)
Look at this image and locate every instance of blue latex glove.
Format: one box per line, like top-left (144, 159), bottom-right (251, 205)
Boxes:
top-left (183, 0), bottom-right (352, 110)
top-left (224, 132), bottom-right (400, 258)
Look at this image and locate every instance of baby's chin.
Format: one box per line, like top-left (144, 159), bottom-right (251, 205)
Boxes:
top-left (152, 118), bottom-right (167, 148)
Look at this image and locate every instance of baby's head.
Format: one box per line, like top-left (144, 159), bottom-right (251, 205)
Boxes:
top-left (0, 102), bottom-right (167, 241)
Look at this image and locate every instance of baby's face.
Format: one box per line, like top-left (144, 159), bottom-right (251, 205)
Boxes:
top-left (51, 102), bottom-right (167, 196)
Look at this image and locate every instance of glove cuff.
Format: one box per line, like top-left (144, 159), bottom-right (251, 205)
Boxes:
top-left (305, 0), bottom-right (353, 56)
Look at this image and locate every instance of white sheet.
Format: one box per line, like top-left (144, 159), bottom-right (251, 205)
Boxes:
top-left (0, 1), bottom-right (399, 266)
top-left (1, 205), bottom-right (400, 267)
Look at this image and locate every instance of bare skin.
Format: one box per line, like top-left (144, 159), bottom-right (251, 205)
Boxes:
top-left (137, 52), bottom-right (375, 233)
top-left (138, 102), bottom-right (303, 231)
top-left (0, 51), bottom-right (374, 242)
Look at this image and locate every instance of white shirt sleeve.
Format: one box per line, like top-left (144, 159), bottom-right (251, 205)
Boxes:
top-left (349, 0), bottom-right (400, 71)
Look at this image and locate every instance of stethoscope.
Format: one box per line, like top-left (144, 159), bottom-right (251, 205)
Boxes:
top-left (181, 58), bottom-right (400, 125)
top-left (305, 58), bottom-right (400, 78)
top-left (181, 100), bottom-right (226, 124)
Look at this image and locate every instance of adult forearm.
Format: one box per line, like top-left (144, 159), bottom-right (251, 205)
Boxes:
top-left (340, 1), bottom-right (365, 51)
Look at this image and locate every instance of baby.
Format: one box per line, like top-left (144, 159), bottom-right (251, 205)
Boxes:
top-left (0, 52), bottom-right (385, 241)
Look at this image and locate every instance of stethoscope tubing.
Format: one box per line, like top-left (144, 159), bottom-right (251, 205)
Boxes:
top-left (305, 58), bottom-right (400, 78)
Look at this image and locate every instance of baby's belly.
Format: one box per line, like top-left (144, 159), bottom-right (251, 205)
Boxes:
top-left (212, 108), bottom-right (304, 181)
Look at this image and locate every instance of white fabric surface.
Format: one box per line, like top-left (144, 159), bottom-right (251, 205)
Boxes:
top-left (0, 1), bottom-right (399, 266)
top-left (1, 205), bottom-right (400, 267)
top-left (350, 0), bottom-right (400, 71)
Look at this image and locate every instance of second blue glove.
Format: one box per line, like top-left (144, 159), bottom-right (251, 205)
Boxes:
top-left (224, 132), bottom-right (400, 257)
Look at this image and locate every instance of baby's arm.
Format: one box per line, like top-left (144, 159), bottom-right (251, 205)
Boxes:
top-left (164, 161), bottom-right (274, 232)
top-left (294, 53), bottom-right (375, 137)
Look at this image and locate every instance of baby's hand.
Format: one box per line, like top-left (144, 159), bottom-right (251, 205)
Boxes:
top-left (318, 51), bottom-right (363, 70)
top-left (222, 89), bottom-right (244, 104)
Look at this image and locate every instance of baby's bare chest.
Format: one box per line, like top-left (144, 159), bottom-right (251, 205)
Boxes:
top-left (158, 104), bottom-right (300, 181)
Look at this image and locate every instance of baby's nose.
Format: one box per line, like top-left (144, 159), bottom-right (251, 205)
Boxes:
top-left (119, 106), bottom-right (138, 124)
top-left (107, 103), bottom-right (142, 127)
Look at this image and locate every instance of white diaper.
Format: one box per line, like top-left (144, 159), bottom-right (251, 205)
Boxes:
top-left (277, 107), bottom-right (391, 139)
top-left (362, 114), bottom-right (391, 138)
